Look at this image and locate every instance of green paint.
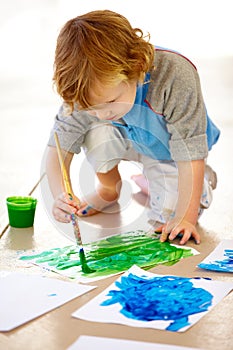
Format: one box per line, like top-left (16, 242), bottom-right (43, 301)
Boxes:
top-left (20, 230), bottom-right (194, 278)
top-left (79, 248), bottom-right (96, 274)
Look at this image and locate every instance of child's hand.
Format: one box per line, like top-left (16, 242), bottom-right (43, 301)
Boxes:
top-left (156, 218), bottom-right (201, 245)
top-left (52, 192), bottom-right (80, 223)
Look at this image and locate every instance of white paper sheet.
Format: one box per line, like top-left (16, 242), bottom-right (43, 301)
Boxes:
top-left (198, 239), bottom-right (233, 272)
top-left (0, 271), bottom-right (96, 331)
top-left (67, 335), bottom-right (203, 350)
top-left (72, 265), bottom-right (233, 332)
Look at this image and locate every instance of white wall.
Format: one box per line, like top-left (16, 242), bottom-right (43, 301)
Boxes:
top-left (58, 0), bottom-right (233, 59)
top-left (0, 0), bottom-right (232, 220)
top-left (0, 0), bottom-right (232, 81)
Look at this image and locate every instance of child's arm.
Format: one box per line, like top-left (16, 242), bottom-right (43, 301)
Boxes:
top-left (46, 146), bottom-right (80, 222)
top-left (160, 159), bottom-right (205, 245)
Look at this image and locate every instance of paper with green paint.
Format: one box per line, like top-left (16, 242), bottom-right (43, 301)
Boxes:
top-left (19, 230), bottom-right (199, 283)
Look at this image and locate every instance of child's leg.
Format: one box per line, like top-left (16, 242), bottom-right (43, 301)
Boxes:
top-left (131, 174), bottom-right (149, 196)
top-left (142, 157), bottom-right (179, 226)
top-left (77, 122), bottom-right (128, 217)
top-left (142, 156), bottom-right (216, 228)
top-left (77, 165), bottom-right (121, 216)
top-left (199, 163), bottom-right (217, 212)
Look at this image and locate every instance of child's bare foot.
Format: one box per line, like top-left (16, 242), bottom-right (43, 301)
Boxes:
top-left (78, 165), bottom-right (122, 216)
top-left (131, 174), bottom-right (149, 196)
top-left (77, 191), bottom-right (119, 217)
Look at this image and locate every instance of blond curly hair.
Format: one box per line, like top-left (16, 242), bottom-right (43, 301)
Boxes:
top-left (53, 10), bottom-right (155, 111)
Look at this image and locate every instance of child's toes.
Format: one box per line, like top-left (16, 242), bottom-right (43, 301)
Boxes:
top-left (77, 205), bottom-right (99, 217)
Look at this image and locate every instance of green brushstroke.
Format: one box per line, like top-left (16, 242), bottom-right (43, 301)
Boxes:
top-left (20, 230), bottom-right (194, 278)
top-left (79, 247), bottom-right (96, 274)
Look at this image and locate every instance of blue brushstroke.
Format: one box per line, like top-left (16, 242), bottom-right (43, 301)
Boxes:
top-left (198, 249), bottom-right (233, 273)
top-left (224, 250), bottom-right (233, 260)
top-left (101, 273), bottom-right (213, 331)
top-left (47, 293), bottom-right (57, 297)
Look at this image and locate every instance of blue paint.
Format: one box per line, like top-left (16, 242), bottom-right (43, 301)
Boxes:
top-left (101, 273), bottom-right (213, 331)
top-left (224, 250), bottom-right (233, 260)
top-left (47, 293), bottom-right (57, 297)
top-left (81, 205), bottom-right (93, 215)
top-left (198, 249), bottom-right (233, 273)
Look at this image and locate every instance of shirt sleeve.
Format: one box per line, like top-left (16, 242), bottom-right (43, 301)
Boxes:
top-left (149, 51), bottom-right (208, 161)
top-left (47, 105), bottom-right (96, 154)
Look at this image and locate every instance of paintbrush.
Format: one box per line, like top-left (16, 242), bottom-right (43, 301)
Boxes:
top-left (54, 132), bottom-right (95, 274)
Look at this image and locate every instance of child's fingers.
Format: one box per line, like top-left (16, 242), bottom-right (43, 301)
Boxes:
top-left (154, 225), bottom-right (163, 232)
top-left (53, 194), bottom-right (79, 222)
top-left (153, 225), bottom-right (168, 242)
top-left (63, 193), bottom-right (80, 209)
top-left (159, 227), bottom-right (170, 242)
top-left (189, 230), bottom-right (201, 245)
top-left (168, 227), bottom-right (181, 241)
top-left (179, 230), bottom-right (201, 245)
top-left (168, 226), bottom-right (191, 243)
top-left (170, 227), bottom-right (201, 245)
top-left (57, 192), bottom-right (80, 210)
top-left (53, 207), bottom-right (71, 223)
top-left (160, 232), bottom-right (169, 242)
top-left (178, 231), bottom-right (191, 245)
top-left (57, 198), bottom-right (77, 214)
top-left (77, 205), bottom-right (97, 216)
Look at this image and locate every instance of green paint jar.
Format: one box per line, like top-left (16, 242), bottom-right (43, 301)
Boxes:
top-left (6, 196), bottom-right (37, 228)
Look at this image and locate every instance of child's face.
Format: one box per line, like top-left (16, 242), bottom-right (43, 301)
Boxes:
top-left (87, 80), bottom-right (137, 121)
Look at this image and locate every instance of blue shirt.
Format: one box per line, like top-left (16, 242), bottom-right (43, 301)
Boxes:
top-left (113, 72), bottom-right (220, 161)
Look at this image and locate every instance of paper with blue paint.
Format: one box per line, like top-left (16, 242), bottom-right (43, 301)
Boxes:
top-left (72, 265), bottom-right (233, 332)
top-left (0, 271), bottom-right (96, 331)
top-left (198, 240), bottom-right (233, 273)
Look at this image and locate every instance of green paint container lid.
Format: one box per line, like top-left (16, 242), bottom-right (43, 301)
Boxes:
top-left (6, 196), bottom-right (37, 228)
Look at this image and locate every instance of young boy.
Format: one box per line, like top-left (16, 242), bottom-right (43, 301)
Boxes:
top-left (46, 10), bottom-right (220, 245)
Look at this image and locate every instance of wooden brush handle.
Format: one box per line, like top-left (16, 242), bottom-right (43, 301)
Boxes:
top-left (54, 132), bottom-right (73, 196)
